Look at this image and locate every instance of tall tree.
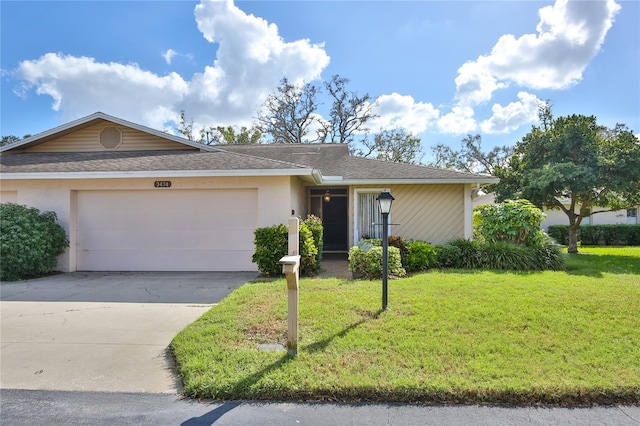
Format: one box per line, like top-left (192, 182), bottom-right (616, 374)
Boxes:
top-left (318, 75), bottom-right (377, 145)
top-left (177, 110), bottom-right (262, 144)
top-left (208, 125), bottom-right (262, 145)
top-left (495, 110), bottom-right (640, 254)
top-left (431, 134), bottom-right (512, 175)
top-left (358, 128), bottom-right (423, 164)
top-left (1, 135), bottom-right (31, 146)
top-left (255, 77), bottom-right (321, 144)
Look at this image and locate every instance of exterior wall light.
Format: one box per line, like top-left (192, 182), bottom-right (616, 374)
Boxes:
top-left (324, 190), bottom-right (331, 203)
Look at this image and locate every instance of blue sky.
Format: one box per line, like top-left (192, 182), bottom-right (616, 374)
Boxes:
top-left (1, 0), bottom-right (638, 162)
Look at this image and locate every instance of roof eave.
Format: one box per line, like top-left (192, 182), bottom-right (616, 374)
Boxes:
top-left (318, 178), bottom-right (500, 185)
top-left (0, 168), bottom-right (318, 180)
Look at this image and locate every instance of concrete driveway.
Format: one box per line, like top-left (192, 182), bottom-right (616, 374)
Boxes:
top-left (0, 271), bottom-right (257, 394)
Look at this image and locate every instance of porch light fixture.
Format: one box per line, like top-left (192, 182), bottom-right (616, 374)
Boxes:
top-left (376, 191), bottom-right (394, 311)
top-left (323, 190), bottom-right (331, 203)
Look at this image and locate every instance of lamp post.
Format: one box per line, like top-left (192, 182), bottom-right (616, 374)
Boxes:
top-left (377, 191), bottom-right (394, 311)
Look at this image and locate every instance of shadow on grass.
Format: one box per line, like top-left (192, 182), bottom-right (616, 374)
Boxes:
top-left (303, 309), bottom-right (383, 354)
top-left (566, 253), bottom-right (640, 278)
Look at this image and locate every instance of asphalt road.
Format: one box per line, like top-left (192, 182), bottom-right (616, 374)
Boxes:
top-left (2, 389), bottom-right (640, 425)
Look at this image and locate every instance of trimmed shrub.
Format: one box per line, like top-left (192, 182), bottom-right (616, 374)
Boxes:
top-left (252, 224), bottom-right (288, 276)
top-left (348, 245), bottom-right (406, 279)
top-left (547, 225), bottom-right (570, 245)
top-left (404, 241), bottom-right (437, 272)
top-left (0, 203), bottom-right (69, 281)
top-left (547, 224), bottom-right (640, 246)
top-left (252, 219), bottom-right (321, 276)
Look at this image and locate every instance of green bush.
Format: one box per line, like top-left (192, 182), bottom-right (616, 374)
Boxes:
top-left (474, 199), bottom-right (546, 247)
top-left (302, 215), bottom-right (323, 267)
top-left (434, 238), bottom-right (565, 271)
top-left (434, 244), bottom-right (463, 268)
top-left (547, 225), bottom-right (570, 245)
top-left (251, 219), bottom-right (322, 276)
top-left (0, 203), bottom-right (69, 281)
top-left (479, 241), bottom-right (535, 270)
top-left (448, 238), bottom-right (484, 269)
top-left (298, 223), bottom-right (319, 275)
top-left (547, 224), bottom-right (640, 246)
top-left (404, 241), bottom-right (437, 272)
top-left (348, 245), bottom-right (406, 279)
top-left (252, 224), bottom-right (288, 276)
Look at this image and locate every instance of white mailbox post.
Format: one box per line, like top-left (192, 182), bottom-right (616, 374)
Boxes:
top-left (279, 217), bottom-right (300, 355)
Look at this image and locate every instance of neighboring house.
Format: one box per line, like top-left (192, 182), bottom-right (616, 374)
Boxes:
top-left (0, 112), bottom-right (497, 272)
top-left (472, 193), bottom-right (639, 230)
top-left (542, 204), bottom-right (639, 230)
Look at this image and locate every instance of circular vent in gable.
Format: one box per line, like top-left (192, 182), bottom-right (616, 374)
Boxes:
top-left (100, 127), bottom-right (122, 149)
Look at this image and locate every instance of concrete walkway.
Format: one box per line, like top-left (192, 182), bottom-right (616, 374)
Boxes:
top-left (0, 271), bottom-right (256, 393)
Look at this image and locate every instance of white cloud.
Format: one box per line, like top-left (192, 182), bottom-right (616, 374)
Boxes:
top-left (163, 49), bottom-right (177, 65)
top-left (369, 93), bottom-right (439, 134)
top-left (437, 106), bottom-right (477, 135)
top-left (480, 92), bottom-right (544, 134)
top-left (455, 0), bottom-right (621, 107)
top-left (14, 0), bottom-right (330, 132)
top-left (16, 53), bottom-right (188, 129)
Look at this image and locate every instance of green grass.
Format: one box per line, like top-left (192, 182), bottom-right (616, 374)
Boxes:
top-left (171, 246), bottom-right (640, 405)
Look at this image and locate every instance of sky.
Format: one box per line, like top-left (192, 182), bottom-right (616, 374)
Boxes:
top-left (1, 0), bottom-right (638, 162)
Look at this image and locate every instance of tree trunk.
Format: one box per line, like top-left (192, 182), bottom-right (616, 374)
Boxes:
top-left (568, 223), bottom-right (580, 254)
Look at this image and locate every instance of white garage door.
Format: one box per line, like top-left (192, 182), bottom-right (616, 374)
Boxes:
top-left (76, 189), bottom-right (258, 271)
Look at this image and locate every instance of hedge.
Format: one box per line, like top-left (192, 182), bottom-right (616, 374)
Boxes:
top-left (547, 224), bottom-right (640, 246)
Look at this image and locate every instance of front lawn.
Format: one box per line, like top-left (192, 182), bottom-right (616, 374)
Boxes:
top-left (171, 246), bottom-right (640, 405)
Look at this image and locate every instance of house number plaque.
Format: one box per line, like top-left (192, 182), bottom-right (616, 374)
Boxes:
top-left (154, 181), bottom-right (172, 188)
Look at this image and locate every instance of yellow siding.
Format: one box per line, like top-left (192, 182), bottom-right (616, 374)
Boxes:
top-left (26, 120), bottom-right (192, 152)
top-left (390, 184), bottom-right (465, 244)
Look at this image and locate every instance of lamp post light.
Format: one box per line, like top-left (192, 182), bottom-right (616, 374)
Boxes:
top-left (377, 191), bottom-right (394, 311)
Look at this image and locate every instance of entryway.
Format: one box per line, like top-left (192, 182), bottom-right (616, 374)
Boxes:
top-left (310, 188), bottom-right (348, 252)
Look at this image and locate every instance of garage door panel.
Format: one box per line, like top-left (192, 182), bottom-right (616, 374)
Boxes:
top-left (77, 249), bottom-right (254, 271)
top-left (78, 229), bottom-right (255, 251)
top-left (76, 189), bottom-right (258, 271)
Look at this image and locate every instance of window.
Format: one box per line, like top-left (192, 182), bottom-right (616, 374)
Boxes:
top-left (354, 188), bottom-right (390, 244)
top-left (628, 208), bottom-right (638, 225)
top-left (100, 127), bottom-right (122, 150)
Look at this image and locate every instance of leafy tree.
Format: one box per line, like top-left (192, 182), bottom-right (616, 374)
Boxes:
top-left (177, 110), bottom-right (262, 144)
top-left (495, 108), bottom-right (640, 253)
top-left (357, 128), bottom-right (423, 164)
top-left (1, 135), bottom-right (31, 146)
top-left (318, 74), bottom-right (377, 145)
top-left (431, 133), bottom-right (512, 176)
top-left (255, 77), bottom-right (321, 144)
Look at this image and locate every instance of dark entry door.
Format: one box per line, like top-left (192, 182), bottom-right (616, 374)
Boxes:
top-left (322, 196), bottom-right (348, 251)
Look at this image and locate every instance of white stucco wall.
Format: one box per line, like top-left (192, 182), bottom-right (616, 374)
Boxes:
top-left (1, 175), bottom-right (295, 272)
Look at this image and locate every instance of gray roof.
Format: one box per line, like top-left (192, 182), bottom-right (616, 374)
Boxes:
top-left (0, 150), bottom-right (311, 174)
top-left (220, 144), bottom-right (497, 183)
top-left (1, 112), bottom-right (497, 184)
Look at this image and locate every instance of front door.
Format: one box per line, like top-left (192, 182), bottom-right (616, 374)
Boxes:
top-left (310, 188), bottom-right (348, 252)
